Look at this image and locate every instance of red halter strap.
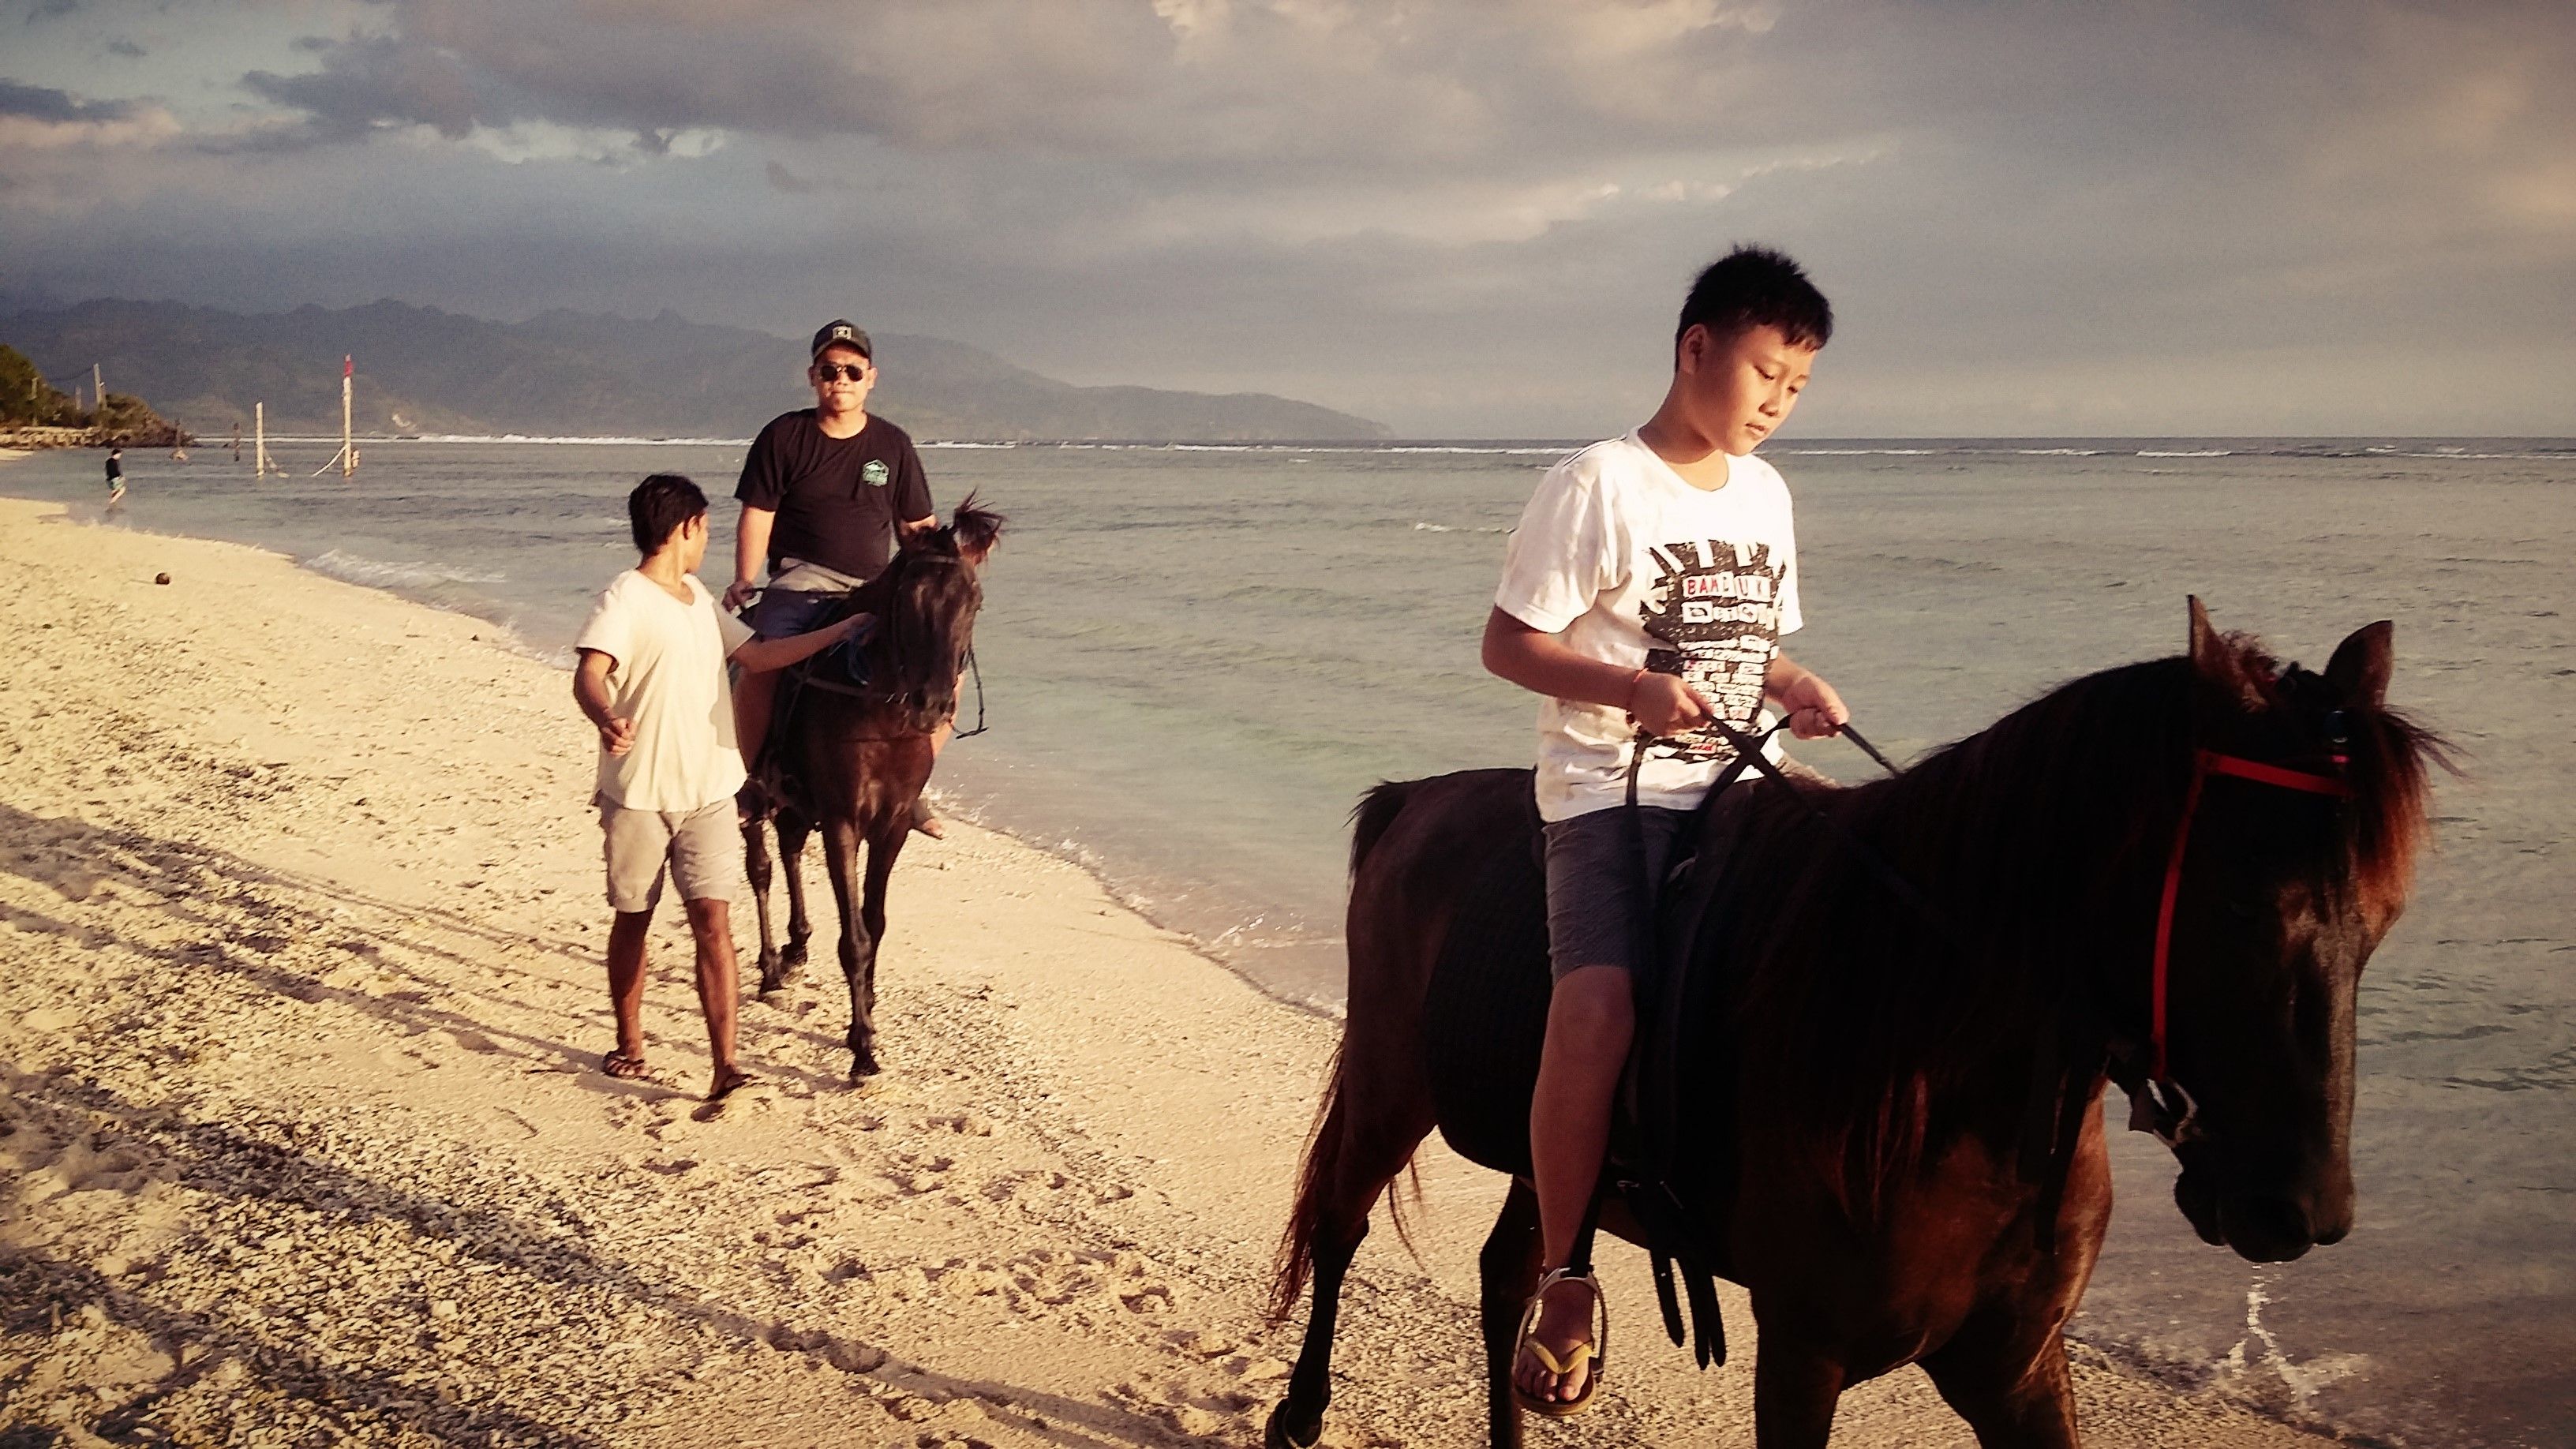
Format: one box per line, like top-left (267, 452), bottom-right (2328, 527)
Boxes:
top-left (2146, 749), bottom-right (2353, 1081)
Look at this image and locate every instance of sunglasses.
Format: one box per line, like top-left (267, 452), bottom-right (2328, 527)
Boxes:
top-left (813, 361), bottom-right (869, 382)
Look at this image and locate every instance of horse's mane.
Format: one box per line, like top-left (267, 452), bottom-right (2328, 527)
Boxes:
top-left (1726, 631), bottom-right (2445, 1216)
top-left (848, 492), bottom-right (1008, 612)
top-left (944, 492), bottom-right (1007, 560)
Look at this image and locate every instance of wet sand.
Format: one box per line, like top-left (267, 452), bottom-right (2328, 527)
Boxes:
top-left (0, 491), bottom-right (2337, 1445)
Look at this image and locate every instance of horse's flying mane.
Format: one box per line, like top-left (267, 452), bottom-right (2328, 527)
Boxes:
top-left (1723, 628), bottom-right (2445, 1217)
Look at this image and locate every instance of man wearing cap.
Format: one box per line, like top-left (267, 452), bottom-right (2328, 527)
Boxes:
top-left (724, 320), bottom-right (939, 826)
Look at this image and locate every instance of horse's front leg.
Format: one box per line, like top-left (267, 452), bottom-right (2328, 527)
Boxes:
top-left (858, 821), bottom-right (907, 1036)
top-left (1752, 1338), bottom-right (1848, 1449)
top-left (1919, 1325), bottom-right (2080, 1449)
top-left (819, 815), bottom-right (878, 1080)
top-left (777, 809), bottom-right (814, 977)
top-left (740, 801), bottom-right (786, 995)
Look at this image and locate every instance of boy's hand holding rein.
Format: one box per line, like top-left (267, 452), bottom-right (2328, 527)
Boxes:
top-left (1627, 669), bottom-right (1716, 739)
top-left (1766, 657), bottom-right (1850, 739)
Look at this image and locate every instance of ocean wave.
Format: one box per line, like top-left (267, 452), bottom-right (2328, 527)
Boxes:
top-left (304, 549), bottom-right (505, 590)
top-left (2137, 449), bottom-right (2233, 457)
top-left (2016, 447), bottom-right (2106, 455)
top-left (1775, 447), bottom-right (1940, 455)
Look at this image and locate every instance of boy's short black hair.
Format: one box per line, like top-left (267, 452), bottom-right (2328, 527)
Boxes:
top-left (1676, 245), bottom-right (1833, 358)
top-left (628, 473), bottom-right (708, 553)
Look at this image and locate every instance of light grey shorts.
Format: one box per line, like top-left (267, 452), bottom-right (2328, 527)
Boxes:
top-left (599, 796), bottom-right (741, 914)
top-left (1541, 804), bottom-right (1692, 979)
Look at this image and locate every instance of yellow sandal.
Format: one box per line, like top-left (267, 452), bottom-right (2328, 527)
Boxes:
top-left (1510, 1267), bottom-right (1608, 1417)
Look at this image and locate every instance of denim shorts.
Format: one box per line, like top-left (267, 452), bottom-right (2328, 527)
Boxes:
top-left (1541, 804), bottom-right (1692, 979)
top-left (750, 586), bottom-right (842, 640)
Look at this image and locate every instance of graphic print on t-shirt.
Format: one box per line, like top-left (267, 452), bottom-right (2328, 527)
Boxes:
top-left (1636, 537), bottom-right (1788, 762)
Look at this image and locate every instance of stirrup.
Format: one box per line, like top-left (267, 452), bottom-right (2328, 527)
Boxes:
top-left (1510, 1267), bottom-right (1608, 1418)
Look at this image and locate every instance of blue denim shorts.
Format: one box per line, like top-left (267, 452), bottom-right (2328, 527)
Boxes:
top-left (749, 586), bottom-right (842, 639)
top-left (1540, 805), bottom-right (1691, 979)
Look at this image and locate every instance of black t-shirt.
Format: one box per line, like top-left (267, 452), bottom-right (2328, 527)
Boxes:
top-left (733, 410), bottom-right (934, 581)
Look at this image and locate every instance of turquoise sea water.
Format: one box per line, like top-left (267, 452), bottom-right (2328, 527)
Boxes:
top-left (8, 436), bottom-right (2571, 1446)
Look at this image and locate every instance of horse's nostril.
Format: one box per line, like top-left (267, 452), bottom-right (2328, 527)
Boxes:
top-left (2240, 1194), bottom-right (2315, 1251)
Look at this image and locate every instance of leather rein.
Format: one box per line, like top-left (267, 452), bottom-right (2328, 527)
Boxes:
top-left (756, 550), bottom-right (989, 743)
top-left (1646, 713), bottom-right (2355, 1154)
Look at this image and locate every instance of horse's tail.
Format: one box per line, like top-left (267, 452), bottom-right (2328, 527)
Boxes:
top-left (1268, 1041), bottom-right (1347, 1322)
top-left (1348, 779), bottom-right (1413, 877)
top-left (1270, 782), bottom-right (1428, 1323)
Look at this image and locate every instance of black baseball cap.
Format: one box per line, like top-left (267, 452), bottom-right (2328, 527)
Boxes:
top-left (810, 320), bottom-right (873, 362)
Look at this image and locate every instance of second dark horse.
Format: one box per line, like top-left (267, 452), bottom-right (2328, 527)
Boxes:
top-left (739, 498), bottom-right (1004, 1080)
top-left (1268, 601), bottom-right (2443, 1447)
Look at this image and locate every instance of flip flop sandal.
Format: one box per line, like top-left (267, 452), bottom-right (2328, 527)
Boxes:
top-left (1510, 1267), bottom-right (1608, 1418)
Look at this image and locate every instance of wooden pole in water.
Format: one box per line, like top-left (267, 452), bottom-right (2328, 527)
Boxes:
top-left (92, 364), bottom-right (102, 410)
top-left (341, 355), bottom-right (354, 477)
top-left (254, 402), bottom-right (271, 477)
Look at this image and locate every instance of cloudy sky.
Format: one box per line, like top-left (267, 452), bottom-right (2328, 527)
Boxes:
top-left (4, 0), bottom-right (2570, 436)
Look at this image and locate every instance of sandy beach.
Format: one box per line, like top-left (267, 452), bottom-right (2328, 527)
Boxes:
top-left (0, 491), bottom-right (2345, 1447)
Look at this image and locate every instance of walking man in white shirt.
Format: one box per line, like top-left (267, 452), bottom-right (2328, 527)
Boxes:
top-left (572, 474), bottom-right (860, 1100)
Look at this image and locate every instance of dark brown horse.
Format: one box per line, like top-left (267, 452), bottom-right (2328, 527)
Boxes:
top-left (1267, 601), bottom-right (2443, 1447)
top-left (740, 498), bottom-right (1004, 1080)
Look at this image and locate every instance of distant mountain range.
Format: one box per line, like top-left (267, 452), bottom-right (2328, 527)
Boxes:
top-left (0, 299), bottom-right (1389, 443)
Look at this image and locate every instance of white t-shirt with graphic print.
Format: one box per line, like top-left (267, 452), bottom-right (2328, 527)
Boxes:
top-left (1495, 431), bottom-right (1803, 822)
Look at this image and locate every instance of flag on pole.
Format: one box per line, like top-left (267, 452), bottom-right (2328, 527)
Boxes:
top-left (344, 355), bottom-right (354, 378)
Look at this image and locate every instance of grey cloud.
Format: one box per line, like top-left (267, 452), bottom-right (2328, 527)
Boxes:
top-left (105, 36), bottom-right (142, 57)
top-left (0, 77), bottom-right (130, 120)
top-left (6, 0), bottom-right (2570, 434)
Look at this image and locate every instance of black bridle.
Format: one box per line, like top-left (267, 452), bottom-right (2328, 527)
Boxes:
top-left (866, 549), bottom-right (986, 736)
top-left (754, 546), bottom-right (988, 741)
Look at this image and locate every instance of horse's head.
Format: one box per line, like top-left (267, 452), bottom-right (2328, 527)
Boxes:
top-left (2132, 597), bottom-right (2441, 1263)
top-left (865, 494), bottom-right (1005, 735)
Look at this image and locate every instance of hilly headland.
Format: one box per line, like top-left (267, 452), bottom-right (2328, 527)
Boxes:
top-left (0, 299), bottom-right (1390, 444)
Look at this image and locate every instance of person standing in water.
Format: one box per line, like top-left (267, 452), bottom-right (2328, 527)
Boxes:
top-left (103, 447), bottom-right (125, 507)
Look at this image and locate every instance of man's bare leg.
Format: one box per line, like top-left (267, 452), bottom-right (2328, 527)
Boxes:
top-left (683, 897), bottom-right (751, 1100)
top-left (604, 908), bottom-right (654, 1076)
top-left (912, 717), bottom-right (955, 838)
top-left (1513, 964), bottom-right (1633, 1406)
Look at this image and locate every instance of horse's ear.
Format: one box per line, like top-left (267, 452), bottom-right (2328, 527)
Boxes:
top-left (2324, 620), bottom-right (2394, 710)
top-left (2187, 596), bottom-right (2227, 678)
top-left (2187, 595), bottom-right (2256, 702)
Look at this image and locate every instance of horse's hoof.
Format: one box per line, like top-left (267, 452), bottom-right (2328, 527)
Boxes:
top-left (849, 1054), bottom-right (882, 1083)
top-left (1264, 1402), bottom-right (1322, 1449)
top-left (781, 941), bottom-right (809, 972)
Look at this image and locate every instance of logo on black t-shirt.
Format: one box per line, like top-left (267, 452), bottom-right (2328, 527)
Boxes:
top-left (861, 459), bottom-right (890, 487)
